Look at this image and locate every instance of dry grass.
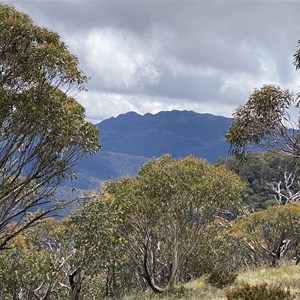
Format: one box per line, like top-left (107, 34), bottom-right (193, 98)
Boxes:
top-left (123, 262), bottom-right (300, 300)
top-left (236, 263), bottom-right (300, 293)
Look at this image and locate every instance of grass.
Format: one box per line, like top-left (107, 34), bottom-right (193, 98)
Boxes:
top-left (123, 262), bottom-right (300, 300)
top-left (235, 263), bottom-right (300, 296)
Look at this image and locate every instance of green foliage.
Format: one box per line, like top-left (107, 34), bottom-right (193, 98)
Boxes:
top-left (228, 203), bottom-right (300, 266)
top-left (204, 232), bottom-right (249, 273)
top-left (100, 155), bottom-right (246, 292)
top-left (226, 84), bottom-right (293, 159)
top-left (207, 269), bottom-right (237, 289)
top-left (203, 203), bottom-right (300, 273)
top-left (226, 41), bottom-right (300, 163)
top-left (0, 3), bottom-right (99, 249)
top-left (0, 218), bottom-right (70, 299)
top-left (0, 3), bottom-right (86, 90)
top-left (217, 151), bottom-right (299, 211)
top-left (226, 283), bottom-right (293, 300)
top-left (0, 208), bottom-right (128, 299)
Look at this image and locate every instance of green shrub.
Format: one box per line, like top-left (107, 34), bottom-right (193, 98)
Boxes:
top-left (226, 283), bottom-right (293, 300)
top-left (207, 269), bottom-right (237, 289)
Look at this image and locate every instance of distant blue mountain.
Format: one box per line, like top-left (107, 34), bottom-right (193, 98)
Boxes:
top-left (97, 110), bottom-right (233, 161)
top-left (67, 110), bottom-right (233, 189)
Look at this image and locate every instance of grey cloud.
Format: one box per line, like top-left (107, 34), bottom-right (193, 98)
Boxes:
top-left (4, 0), bottom-right (300, 121)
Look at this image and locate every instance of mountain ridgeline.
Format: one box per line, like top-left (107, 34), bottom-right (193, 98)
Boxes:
top-left (69, 110), bottom-right (232, 189)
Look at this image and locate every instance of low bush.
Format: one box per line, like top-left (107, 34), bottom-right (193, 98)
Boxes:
top-left (207, 269), bottom-right (237, 289)
top-left (226, 282), bottom-right (293, 300)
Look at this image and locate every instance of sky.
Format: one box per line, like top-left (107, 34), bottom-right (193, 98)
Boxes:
top-left (3, 0), bottom-right (300, 123)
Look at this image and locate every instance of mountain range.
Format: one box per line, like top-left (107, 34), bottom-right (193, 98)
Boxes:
top-left (63, 110), bottom-right (233, 190)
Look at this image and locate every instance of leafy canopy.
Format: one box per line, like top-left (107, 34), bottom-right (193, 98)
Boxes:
top-left (101, 155), bottom-right (246, 292)
top-left (226, 41), bottom-right (300, 161)
top-left (0, 4), bottom-right (99, 249)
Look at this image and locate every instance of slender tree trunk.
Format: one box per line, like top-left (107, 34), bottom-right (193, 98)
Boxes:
top-left (142, 238), bottom-right (166, 294)
top-left (169, 223), bottom-right (179, 289)
top-left (112, 259), bottom-right (118, 298)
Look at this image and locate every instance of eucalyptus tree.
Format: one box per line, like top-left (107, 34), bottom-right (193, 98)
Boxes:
top-left (0, 4), bottom-right (99, 249)
top-left (103, 155), bottom-right (246, 293)
top-left (226, 41), bottom-right (300, 161)
top-left (0, 215), bottom-right (98, 300)
top-left (227, 203), bottom-right (300, 266)
top-left (0, 217), bottom-right (71, 300)
top-left (13, 156), bottom-right (244, 298)
top-left (68, 191), bottom-right (127, 299)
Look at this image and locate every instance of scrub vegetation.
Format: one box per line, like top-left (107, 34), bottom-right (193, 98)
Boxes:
top-left (1, 3), bottom-right (300, 300)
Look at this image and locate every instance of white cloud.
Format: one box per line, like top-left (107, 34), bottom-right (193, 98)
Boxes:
top-left (69, 28), bottom-right (160, 91)
top-left (77, 89), bottom-right (236, 123)
top-left (219, 48), bottom-right (285, 106)
top-left (165, 56), bottom-right (218, 80)
top-left (5, 0), bottom-right (300, 122)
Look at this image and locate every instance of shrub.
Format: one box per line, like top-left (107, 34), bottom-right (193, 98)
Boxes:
top-left (207, 269), bottom-right (237, 289)
top-left (226, 283), bottom-right (293, 300)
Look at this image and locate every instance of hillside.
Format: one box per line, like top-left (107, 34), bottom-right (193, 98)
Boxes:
top-left (63, 151), bottom-right (148, 190)
top-left (66, 110), bottom-right (233, 189)
top-left (123, 264), bottom-right (300, 300)
top-left (98, 110), bottom-right (232, 161)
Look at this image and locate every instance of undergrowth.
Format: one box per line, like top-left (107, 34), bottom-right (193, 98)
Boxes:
top-left (123, 263), bottom-right (300, 300)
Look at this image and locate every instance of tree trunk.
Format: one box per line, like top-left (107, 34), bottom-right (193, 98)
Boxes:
top-left (142, 238), bottom-right (166, 294)
top-left (69, 269), bottom-right (82, 300)
top-left (169, 223), bottom-right (179, 289)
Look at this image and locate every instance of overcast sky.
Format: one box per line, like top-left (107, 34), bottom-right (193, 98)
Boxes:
top-left (3, 0), bottom-right (300, 122)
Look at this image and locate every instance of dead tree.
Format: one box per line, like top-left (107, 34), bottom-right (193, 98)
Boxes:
top-left (268, 168), bottom-right (300, 205)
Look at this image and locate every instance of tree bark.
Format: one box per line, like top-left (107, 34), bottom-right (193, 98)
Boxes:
top-left (69, 269), bottom-right (82, 300)
top-left (142, 238), bottom-right (166, 294)
top-left (169, 223), bottom-right (179, 289)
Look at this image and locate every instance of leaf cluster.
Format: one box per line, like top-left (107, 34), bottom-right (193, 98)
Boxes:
top-left (0, 4), bottom-right (100, 249)
top-left (226, 85), bottom-right (294, 160)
